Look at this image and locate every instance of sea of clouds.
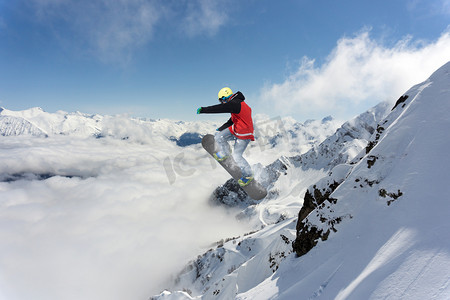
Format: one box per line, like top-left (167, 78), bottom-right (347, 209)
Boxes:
top-left (0, 134), bottom-right (254, 300)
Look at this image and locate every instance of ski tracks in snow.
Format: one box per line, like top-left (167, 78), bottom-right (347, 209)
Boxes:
top-left (335, 228), bottom-right (416, 300)
top-left (307, 262), bottom-right (344, 299)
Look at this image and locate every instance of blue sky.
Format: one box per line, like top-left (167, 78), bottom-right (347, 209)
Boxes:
top-left (0, 0), bottom-right (449, 122)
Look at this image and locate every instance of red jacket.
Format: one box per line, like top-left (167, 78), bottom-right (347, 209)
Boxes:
top-left (229, 100), bottom-right (254, 140)
top-left (199, 91), bottom-right (255, 141)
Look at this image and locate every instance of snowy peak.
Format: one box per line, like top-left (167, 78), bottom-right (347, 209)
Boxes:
top-left (1, 107), bottom-right (47, 137)
top-left (296, 100), bottom-right (391, 171)
top-left (294, 60), bottom-right (450, 255)
top-left (0, 115), bottom-right (48, 137)
top-left (0, 107), bottom-right (100, 137)
top-left (284, 64), bottom-right (450, 299)
top-left (0, 107), bottom-right (218, 142)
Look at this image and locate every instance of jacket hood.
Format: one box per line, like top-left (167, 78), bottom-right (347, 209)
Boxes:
top-left (230, 91), bottom-right (245, 103)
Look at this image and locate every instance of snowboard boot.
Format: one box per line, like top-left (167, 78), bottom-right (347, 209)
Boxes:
top-left (213, 151), bottom-right (229, 162)
top-left (238, 176), bottom-right (254, 187)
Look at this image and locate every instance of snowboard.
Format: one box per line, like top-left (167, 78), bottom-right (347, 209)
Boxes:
top-left (201, 134), bottom-right (267, 200)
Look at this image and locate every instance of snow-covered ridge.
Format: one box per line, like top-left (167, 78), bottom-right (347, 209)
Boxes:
top-left (0, 107), bottom-right (217, 142)
top-left (0, 107), bottom-right (102, 137)
top-left (0, 107), bottom-right (340, 150)
top-left (153, 61), bottom-right (450, 299)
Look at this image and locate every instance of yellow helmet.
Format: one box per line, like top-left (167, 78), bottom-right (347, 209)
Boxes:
top-left (218, 87), bottom-right (233, 101)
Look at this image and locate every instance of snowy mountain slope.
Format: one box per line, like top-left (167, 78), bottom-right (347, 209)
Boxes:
top-left (257, 60), bottom-right (450, 300)
top-left (0, 114), bottom-right (47, 137)
top-left (0, 107), bottom-right (102, 137)
top-left (294, 101), bottom-right (391, 171)
top-left (165, 220), bottom-right (297, 300)
top-left (252, 115), bottom-right (340, 156)
top-left (152, 62), bottom-right (450, 299)
top-left (0, 107), bottom-right (218, 140)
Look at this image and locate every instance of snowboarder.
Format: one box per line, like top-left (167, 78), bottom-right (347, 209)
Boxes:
top-left (197, 87), bottom-right (254, 187)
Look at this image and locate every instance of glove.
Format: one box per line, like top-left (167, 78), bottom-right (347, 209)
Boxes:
top-left (196, 107), bottom-right (202, 114)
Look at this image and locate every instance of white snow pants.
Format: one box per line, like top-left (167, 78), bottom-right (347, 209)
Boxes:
top-left (215, 129), bottom-right (253, 178)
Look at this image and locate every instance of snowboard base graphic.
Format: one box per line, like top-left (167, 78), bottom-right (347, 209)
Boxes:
top-left (202, 134), bottom-right (267, 200)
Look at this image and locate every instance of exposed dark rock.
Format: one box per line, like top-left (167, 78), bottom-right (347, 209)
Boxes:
top-left (292, 162), bottom-right (355, 257)
top-left (367, 155), bottom-right (378, 168)
top-left (364, 178), bottom-right (380, 187)
top-left (297, 181), bottom-right (340, 226)
top-left (379, 189), bottom-right (403, 206)
top-left (365, 125), bottom-right (385, 154)
top-left (392, 95), bottom-right (409, 111)
top-left (269, 250), bottom-right (290, 273)
top-left (292, 224), bottom-right (330, 257)
top-left (293, 178), bottom-right (342, 257)
top-left (280, 234), bottom-right (291, 245)
top-left (293, 212), bottom-right (352, 257)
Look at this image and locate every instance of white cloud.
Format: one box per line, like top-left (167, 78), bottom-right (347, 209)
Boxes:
top-left (442, 0), bottom-right (450, 14)
top-left (406, 0), bottom-right (450, 17)
top-left (28, 0), bottom-right (232, 63)
top-left (30, 0), bottom-right (162, 64)
top-left (0, 136), bottom-right (252, 300)
top-left (260, 29), bottom-right (450, 121)
top-left (181, 0), bottom-right (230, 37)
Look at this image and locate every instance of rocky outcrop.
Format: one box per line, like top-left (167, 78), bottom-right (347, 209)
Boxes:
top-left (292, 164), bottom-right (352, 256)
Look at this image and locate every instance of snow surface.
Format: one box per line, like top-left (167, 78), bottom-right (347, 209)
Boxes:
top-left (0, 107), bottom-right (341, 300)
top-left (153, 62), bottom-right (450, 299)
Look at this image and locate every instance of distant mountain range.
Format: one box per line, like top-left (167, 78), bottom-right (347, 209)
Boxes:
top-left (0, 107), bottom-right (339, 152)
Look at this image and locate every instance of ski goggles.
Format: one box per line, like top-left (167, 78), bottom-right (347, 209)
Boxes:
top-left (219, 95), bottom-right (232, 103)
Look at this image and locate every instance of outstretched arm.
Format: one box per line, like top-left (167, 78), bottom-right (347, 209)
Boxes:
top-left (197, 91), bottom-right (245, 115)
top-left (199, 101), bottom-right (240, 114)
